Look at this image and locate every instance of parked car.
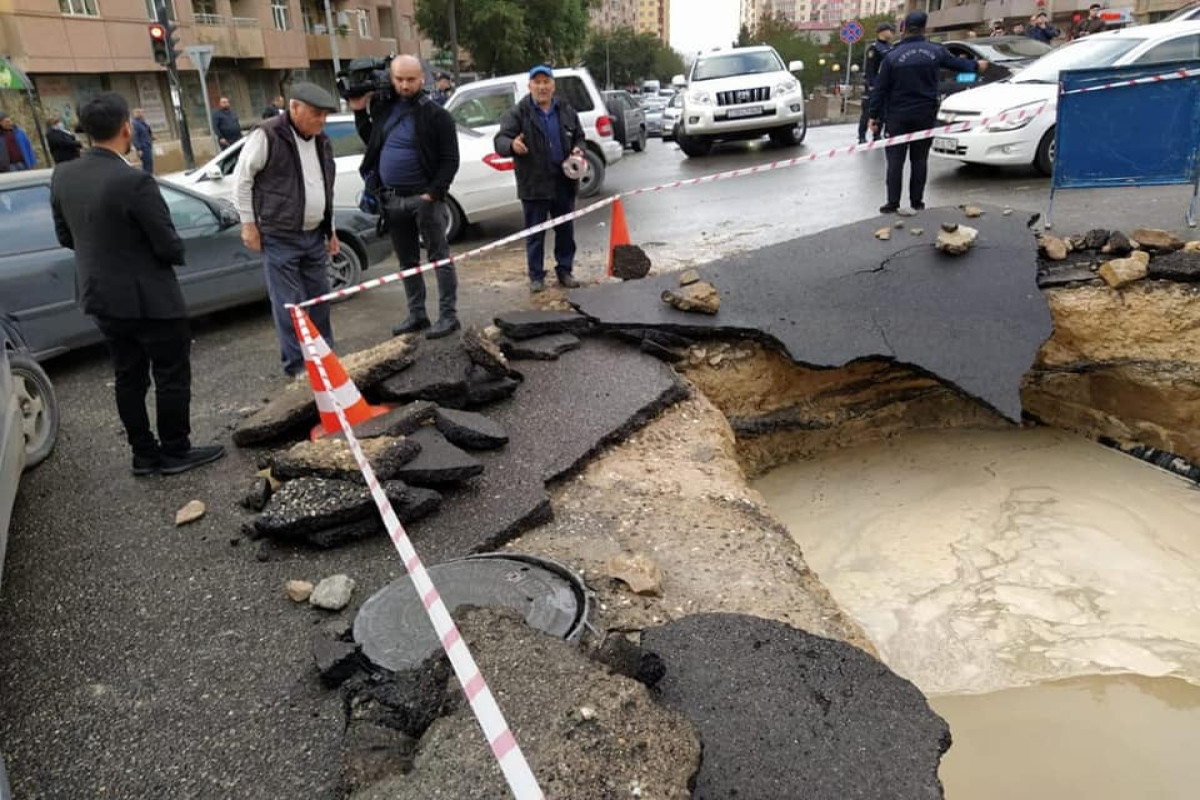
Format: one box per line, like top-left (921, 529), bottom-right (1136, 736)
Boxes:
top-left (1163, 1), bottom-right (1200, 22)
top-left (602, 90), bottom-right (648, 151)
top-left (671, 45), bottom-right (807, 157)
top-left (445, 67), bottom-right (623, 197)
top-left (934, 21), bottom-right (1200, 175)
top-left (163, 113), bottom-right (519, 243)
top-left (0, 170), bottom-right (389, 361)
top-left (640, 95), bottom-right (669, 137)
top-left (662, 92), bottom-right (683, 142)
top-left (935, 36), bottom-right (1052, 99)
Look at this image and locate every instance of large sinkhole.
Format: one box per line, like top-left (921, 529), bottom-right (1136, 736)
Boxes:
top-left (679, 322), bottom-right (1200, 799)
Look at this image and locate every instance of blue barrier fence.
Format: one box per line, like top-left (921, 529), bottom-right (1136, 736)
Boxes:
top-left (1050, 60), bottom-right (1200, 228)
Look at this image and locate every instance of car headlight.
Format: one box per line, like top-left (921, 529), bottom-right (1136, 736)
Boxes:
top-left (774, 79), bottom-right (798, 96)
top-left (985, 101), bottom-right (1046, 132)
top-left (688, 89), bottom-right (712, 105)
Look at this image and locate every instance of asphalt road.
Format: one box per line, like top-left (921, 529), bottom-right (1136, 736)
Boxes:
top-left (1, 122), bottom-right (1196, 799)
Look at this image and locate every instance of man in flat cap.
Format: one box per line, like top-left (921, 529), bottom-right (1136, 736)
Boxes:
top-left (858, 22), bottom-right (895, 144)
top-left (234, 82), bottom-right (340, 377)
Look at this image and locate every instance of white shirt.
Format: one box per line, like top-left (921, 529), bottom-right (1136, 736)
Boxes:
top-left (233, 126), bottom-right (327, 232)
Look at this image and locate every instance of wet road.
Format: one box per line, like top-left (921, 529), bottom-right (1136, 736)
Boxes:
top-left (1, 123), bottom-right (1197, 799)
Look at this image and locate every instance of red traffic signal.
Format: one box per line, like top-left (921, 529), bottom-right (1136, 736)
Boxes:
top-left (148, 22), bottom-right (172, 66)
top-left (148, 23), bottom-right (166, 40)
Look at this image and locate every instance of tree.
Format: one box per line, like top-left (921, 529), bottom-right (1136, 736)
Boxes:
top-left (581, 27), bottom-right (685, 88)
top-left (415, 0), bottom-right (594, 75)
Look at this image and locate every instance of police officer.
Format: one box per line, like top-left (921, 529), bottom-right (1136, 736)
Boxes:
top-left (858, 22), bottom-right (895, 145)
top-left (868, 11), bottom-right (988, 214)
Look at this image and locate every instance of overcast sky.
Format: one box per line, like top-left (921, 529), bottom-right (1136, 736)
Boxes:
top-left (670, 0), bottom-right (740, 57)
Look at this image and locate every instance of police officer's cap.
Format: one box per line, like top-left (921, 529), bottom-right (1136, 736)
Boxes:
top-left (903, 11), bottom-right (928, 30)
top-left (289, 82), bottom-right (339, 113)
top-left (877, 22), bottom-right (895, 33)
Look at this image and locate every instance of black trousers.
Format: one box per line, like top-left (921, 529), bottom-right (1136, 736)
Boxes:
top-left (93, 316), bottom-right (192, 459)
top-left (884, 115), bottom-right (936, 208)
top-left (858, 91), bottom-right (881, 143)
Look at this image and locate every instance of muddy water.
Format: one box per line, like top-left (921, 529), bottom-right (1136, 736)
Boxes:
top-left (752, 428), bottom-right (1200, 797)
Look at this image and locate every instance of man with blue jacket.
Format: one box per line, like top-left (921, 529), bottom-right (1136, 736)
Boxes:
top-left (0, 112), bottom-right (36, 171)
top-left (868, 11), bottom-right (987, 214)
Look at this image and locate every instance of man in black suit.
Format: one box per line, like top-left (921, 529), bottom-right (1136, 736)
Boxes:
top-left (50, 92), bottom-right (225, 477)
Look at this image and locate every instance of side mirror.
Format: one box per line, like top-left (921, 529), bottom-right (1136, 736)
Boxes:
top-left (203, 163), bottom-right (223, 181)
top-left (789, 60), bottom-right (805, 72)
top-left (672, 74), bottom-right (686, 88)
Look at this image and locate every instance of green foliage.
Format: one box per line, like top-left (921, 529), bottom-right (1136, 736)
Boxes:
top-left (739, 11), bottom-right (900, 91)
top-left (582, 26), bottom-right (686, 88)
top-left (415, 0), bottom-right (594, 75)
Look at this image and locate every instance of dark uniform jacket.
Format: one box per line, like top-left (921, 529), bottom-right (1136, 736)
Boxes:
top-left (1027, 23), bottom-right (1060, 43)
top-left (50, 148), bottom-right (186, 319)
top-left (355, 90), bottom-right (460, 201)
top-left (864, 39), bottom-right (893, 91)
top-left (493, 95), bottom-right (586, 201)
top-left (870, 36), bottom-right (980, 122)
top-left (46, 127), bottom-right (82, 164)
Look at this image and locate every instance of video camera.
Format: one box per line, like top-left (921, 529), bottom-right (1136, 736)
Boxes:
top-left (336, 55), bottom-right (395, 100)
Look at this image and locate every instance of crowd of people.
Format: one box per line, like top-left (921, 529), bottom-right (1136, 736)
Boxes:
top-left (979, 4), bottom-right (1109, 41)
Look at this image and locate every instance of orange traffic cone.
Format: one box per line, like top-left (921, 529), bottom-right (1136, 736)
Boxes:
top-left (607, 197), bottom-right (631, 277)
top-left (291, 308), bottom-right (390, 440)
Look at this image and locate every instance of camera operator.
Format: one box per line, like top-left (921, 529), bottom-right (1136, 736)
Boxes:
top-left (349, 55), bottom-right (461, 339)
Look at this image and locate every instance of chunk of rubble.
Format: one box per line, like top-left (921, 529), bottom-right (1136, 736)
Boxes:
top-left (1184, 240), bottom-right (1200, 253)
top-left (499, 332), bottom-right (581, 361)
top-left (313, 636), bottom-right (362, 688)
top-left (240, 477), bottom-right (273, 512)
top-left (1039, 234), bottom-right (1068, 261)
top-left (233, 337), bottom-right (418, 446)
top-left (936, 222), bottom-right (978, 255)
top-left (175, 500), bottom-right (206, 527)
top-left (463, 370), bottom-right (521, 408)
top-left (348, 609), bottom-right (701, 800)
top-left (1149, 251), bottom-right (1200, 282)
top-left (394, 427), bottom-right (484, 486)
top-left (873, 227), bottom-right (892, 241)
top-left (643, 613), bottom-right (951, 800)
top-left (333, 401), bottom-right (438, 440)
top-left (611, 244), bottom-right (653, 280)
top-left (1100, 252), bottom-right (1150, 288)
top-left (306, 485), bottom-right (441, 549)
top-left (605, 551), bottom-right (663, 596)
top-left (256, 477), bottom-right (436, 543)
top-left (1083, 228), bottom-right (1110, 251)
top-left (272, 436), bottom-right (421, 483)
top-left (374, 347), bottom-right (471, 406)
top-left (678, 268), bottom-right (701, 286)
top-left (461, 326), bottom-right (510, 377)
top-left (661, 281), bottom-right (721, 314)
top-left (963, 205), bottom-right (983, 218)
top-left (433, 408), bottom-right (508, 451)
top-left (1102, 230), bottom-right (1132, 255)
top-left (285, 579), bottom-right (314, 603)
top-left (310, 574), bottom-right (356, 611)
top-left (1131, 228), bottom-right (1184, 253)
top-left (493, 310), bottom-right (591, 340)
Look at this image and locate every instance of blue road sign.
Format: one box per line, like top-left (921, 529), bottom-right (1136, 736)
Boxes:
top-left (840, 20), bottom-right (864, 45)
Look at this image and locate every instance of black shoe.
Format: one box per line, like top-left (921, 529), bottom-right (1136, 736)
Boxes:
top-left (392, 316), bottom-right (431, 336)
top-left (160, 445), bottom-right (226, 476)
top-left (131, 454), bottom-right (161, 477)
top-left (857, 138), bottom-right (867, 145)
top-left (425, 317), bottom-right (461, 340)
top-left (557, 273), bottom-right (581, 289)
top-left (911, 202), bottom-right (926, 211)
top-left (530, 279), bottom-right (546, 294)
top-left (879, 203), bottom-right (900, 214)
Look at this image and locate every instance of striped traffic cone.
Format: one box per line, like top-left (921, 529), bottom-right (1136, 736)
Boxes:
top-left (607, 197), bottom-right (631, 277)
top-left (290, 308), bottom-right (390, 441)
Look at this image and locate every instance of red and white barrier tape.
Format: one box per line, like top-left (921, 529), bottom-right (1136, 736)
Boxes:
top-left (1061, 65), bottom-right (1200, 95)
top-left (288, 306), bottom-right (545, 800)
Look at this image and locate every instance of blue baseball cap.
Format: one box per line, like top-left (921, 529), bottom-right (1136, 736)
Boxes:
top-left (529, 65), bottom-right (554, 79)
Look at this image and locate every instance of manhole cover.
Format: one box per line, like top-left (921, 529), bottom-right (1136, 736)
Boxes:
top-left (354, 554), bottom-right (587, 672)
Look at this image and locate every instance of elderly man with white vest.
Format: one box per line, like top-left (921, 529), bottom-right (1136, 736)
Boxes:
top-left (233, 82), bottom-right (340, 377)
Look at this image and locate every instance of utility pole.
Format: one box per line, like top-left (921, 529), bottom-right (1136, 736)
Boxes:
top-left (448, 0), bottom-right (460, 86)
top-left (322, 0), bottom-right (344, 108)
top-left (152, 1), bottom-right (194, 169)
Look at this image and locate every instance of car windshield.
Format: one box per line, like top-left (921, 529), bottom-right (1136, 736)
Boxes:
top-left (692, 51), bottom-right (784, 81)
top-left (1013, 36), bottom-right (1145, 83)
top-left (642, 98), bottom-right (667, 110)
top-left (967, 39), bottom-right (1053, 61)
top-left (1164, 2), bottom-right (1199, 21)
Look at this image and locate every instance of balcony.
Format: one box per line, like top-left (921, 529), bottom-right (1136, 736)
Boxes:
top-left (192, 14), bottom-right (267, 59)
top-left (305, 30), bottom-right (394, 61)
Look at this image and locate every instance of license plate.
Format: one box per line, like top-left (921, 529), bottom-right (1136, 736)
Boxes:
top-left (933, 137), bottom-right (957, 151)
top-left (727, 105), bottom-right (763, 119)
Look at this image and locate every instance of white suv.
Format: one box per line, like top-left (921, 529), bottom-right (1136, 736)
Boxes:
top-left (445, 67), bottom-right (622, 198)
top-left (671, 45), bottom-right (806, 158)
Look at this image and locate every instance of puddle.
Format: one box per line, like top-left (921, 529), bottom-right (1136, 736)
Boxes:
top-left (752, 428), bottom-right (1200, 796)
top-left (931, 674), bottom-right (1200, 799)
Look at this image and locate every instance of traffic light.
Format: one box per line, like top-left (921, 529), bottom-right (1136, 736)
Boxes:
top-left (148, 23), bottom-right (170, 66)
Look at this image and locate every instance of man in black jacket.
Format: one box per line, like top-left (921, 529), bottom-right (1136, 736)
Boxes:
top-left (494, 65), bottom-right (586, 293)
top-left (212, 97), bottom-right (242, 149)
top-left (858, 23), bottom-right (895, 144)
top-left (50, 92), bottom-right (225, 476)
top-left (351, 55), bottom-right (461, 338)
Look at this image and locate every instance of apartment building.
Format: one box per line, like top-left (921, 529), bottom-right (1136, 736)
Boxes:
top-left (0, 0), bottom-right (426, 168)
top-left (635, 0), bottom-right (670, 43)
top-left (903, 0), bottom-right (1172, 36)
top-left (590, 0), bottom-right (639, 31)
top-left (742, 0), bottom-right (904, 33)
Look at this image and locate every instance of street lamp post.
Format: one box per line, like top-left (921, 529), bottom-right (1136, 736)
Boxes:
top-left (322, 0), bottom-right (343, 108)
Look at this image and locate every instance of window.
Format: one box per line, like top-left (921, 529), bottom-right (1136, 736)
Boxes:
top-left (357, 9), bottom-right (370, 39)
top-left (0, 186), bottom-right (60, 256)
top-left (159, 186), bottom-right (217, 231)
top-left (1135, 34), bottom-right (1200, 64)
top-left (272, 0), bottom-right (290, 31)
top-left (144, 0), bottom-right (175, 20)
top-left (325, 121), bottom-right (366, 158)
top-left (448, 85), bottom-right (517, 128)
top-left (556, 76), bottom-right (595, 113)
top-left (59, 0), bottom-right (98, 16)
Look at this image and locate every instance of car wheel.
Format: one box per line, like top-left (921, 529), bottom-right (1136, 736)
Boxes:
top-left (795, 115), bottom-right (807, 144)
top-left (678, 131), bottom-right (712, 158)
top-left (1034, 127), bottom-right (1055, 176)
top-left (10, 353), bottom-right (58, 469)
top-left (578, 149), bottom-right (606, 198)
top-left (769, 124), bottom-right (802, 147)
top-left (444, 197), bottom-right (465, 242)
top-left (327, 241), bottom-right (364, 292)
top-left (632, 127), bottom-right (646, 152)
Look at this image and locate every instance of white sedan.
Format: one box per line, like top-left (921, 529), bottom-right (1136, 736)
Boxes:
top-left (933, 20), bottom-right (1200, 175)
top-left (162, 113), bottom-right (518, 241)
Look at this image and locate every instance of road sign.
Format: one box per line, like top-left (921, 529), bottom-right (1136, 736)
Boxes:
top-left (183, 44), bottom-right (214, 73)
top-left (840, 20), bottom-right (864, 45)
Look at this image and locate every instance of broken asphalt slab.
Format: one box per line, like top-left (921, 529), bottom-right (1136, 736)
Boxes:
top-left (493, 309), bottom-right (592, 340)
top-left (570, 204), bottom-right (1052, 422)
top-left (643, 613), bottom-right (951, 800)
